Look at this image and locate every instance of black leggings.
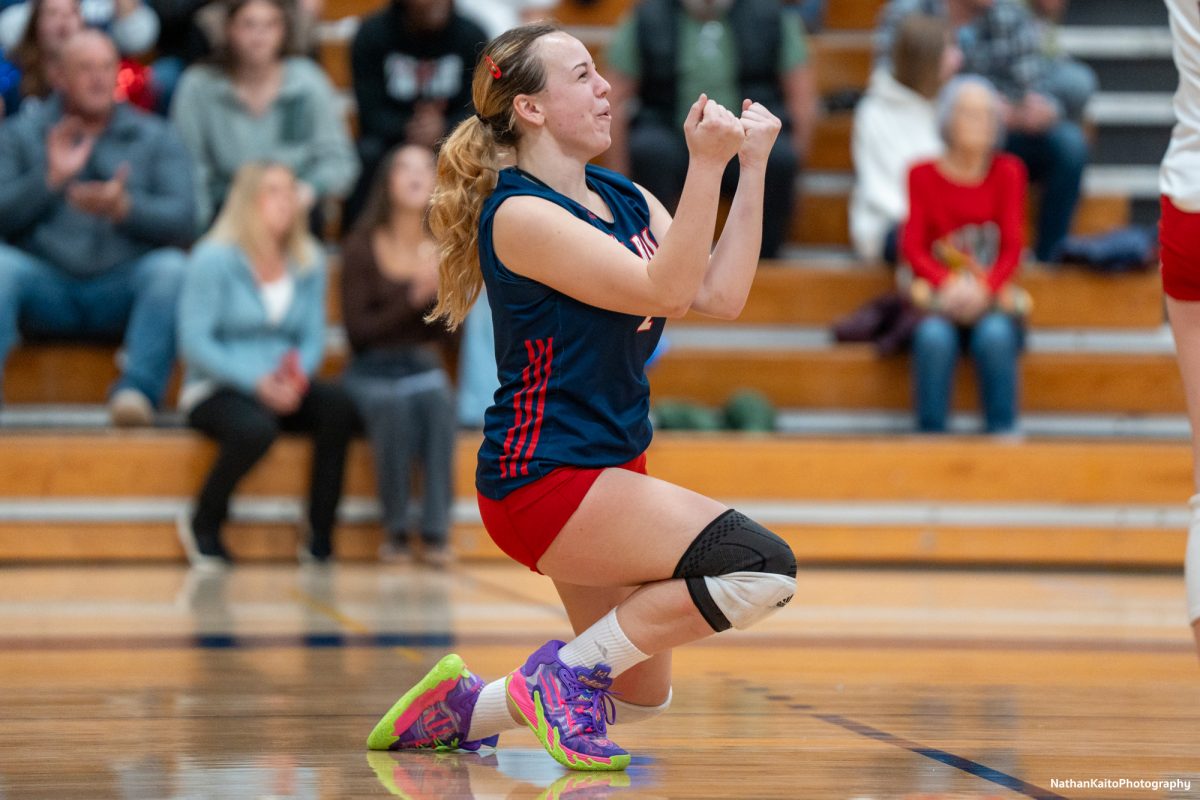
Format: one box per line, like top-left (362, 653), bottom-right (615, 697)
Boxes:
top-left (187, 382), bottom-right (357, 554)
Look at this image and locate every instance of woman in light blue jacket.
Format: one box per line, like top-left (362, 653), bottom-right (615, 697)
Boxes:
top-left (177, 162), bottom-right (357, 568)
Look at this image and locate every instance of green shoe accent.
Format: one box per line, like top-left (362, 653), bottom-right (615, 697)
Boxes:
top-left (366, 653), bottom-right (467, 750)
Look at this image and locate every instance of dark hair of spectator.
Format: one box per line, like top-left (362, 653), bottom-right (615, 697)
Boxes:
top-left (209, 0), bottom-right (297, 73)
top-left (891, 14), bottom-right (948, 99)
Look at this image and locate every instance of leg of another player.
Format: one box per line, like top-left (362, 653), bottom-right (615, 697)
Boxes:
top-left (1165, 296), bottom-right (1200, 658)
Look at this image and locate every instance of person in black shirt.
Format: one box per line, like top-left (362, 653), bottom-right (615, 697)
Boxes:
top-left (346, 0), bottom-right (486, 222)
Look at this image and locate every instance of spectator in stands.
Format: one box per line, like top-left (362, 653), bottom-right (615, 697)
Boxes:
top-left (0, 30), bottom-right (193, 425)
top-left (171, 0), bottom-right (358, 234)
top-left (150, 0), bottom-right (326, 113)
top-left (340, 144), bottom-right (455, 566)
top-left (876, 0), bottom-right (1087, 263)
top-left (851, 13), bottom-right (956, 264)
top-left (4, 0), bottom-right (159, 112)
top-left (347, 0), bottom-right (486, 223)
top-left (1, 0), bottom-right (82, 115)
top-left (0, 0), bottom-right (158, 58)
top-left (177, 162), bottom-right (356, 568)
top-left (903, 76), bottom-right (1027, 434)
top-left (1025, 0), bottom-right (1095, 123)
top-left (605, 0), bottom-right (817, 258)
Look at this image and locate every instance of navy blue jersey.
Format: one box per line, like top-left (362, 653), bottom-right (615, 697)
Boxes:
top-left (475, 165), bottom-right (666, 500)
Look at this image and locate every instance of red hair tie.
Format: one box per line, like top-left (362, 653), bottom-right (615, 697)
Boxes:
top-left (484, 55), bottom-right (502, 79)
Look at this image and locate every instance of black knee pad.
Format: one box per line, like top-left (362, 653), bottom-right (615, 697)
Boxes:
top-left (672, 510), bottom-right (797, 632)
top-left (673, 509), bottom-right (797, 580)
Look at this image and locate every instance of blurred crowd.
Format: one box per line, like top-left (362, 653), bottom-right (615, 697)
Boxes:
top-left (0, 0), bottom-right (1109, 561)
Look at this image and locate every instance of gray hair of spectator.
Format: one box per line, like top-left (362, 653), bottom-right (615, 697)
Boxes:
top-left (426, 21), bottom-right (560, 331)
top-left (936, 74), bottom-right (1006, 150)
top-left (209, 0), bottom-right (297, 73)
top-left (206, 161), bottom-right (319, 272)
top-left (891, 13), bottom-right (948, 99)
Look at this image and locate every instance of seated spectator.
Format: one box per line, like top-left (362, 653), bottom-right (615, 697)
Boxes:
top-left (0, 30), bottom-right (193, 424)
top-left (3, 0), bottom-right (81, 115)
top-left (851, 13), bottom-right (955, 264)
top-left (606, 0), bottom-right (817, 258)
top-left (876, 0), bottom-right (1087, 263)
top-left (4, 0), bottom-right (158, 113)
top-left (1025, 0), bottom-right (1096, 123)
top-left (177, 162), bottom-right (356, 568)
top-left (903, 76), bottom-right (1027, 434)
top-left (340, 145), bottom-right (455, 566)
top-left (0, 0), bottom-right (158, 58)
top-left (152, 0), bottom-right (326, 114)
top-left (347, 0), bottom-right (486, 223)
top-left (171, 0), bottom-right (358, 234)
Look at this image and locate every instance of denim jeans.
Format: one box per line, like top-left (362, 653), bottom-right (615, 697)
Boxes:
top-left (1005, 120), bottom-right (1089, 263)
top-left (0, 243), bottom-right (186, 406)
top-left (912, 311), bottom-right (1021, 434)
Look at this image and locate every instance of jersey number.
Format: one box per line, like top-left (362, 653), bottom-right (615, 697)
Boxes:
top-left (637, 315), bottom-right (654, 332)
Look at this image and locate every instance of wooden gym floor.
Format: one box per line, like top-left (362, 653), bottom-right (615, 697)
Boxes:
top-left (0, 560), bottom-right (1196, 799)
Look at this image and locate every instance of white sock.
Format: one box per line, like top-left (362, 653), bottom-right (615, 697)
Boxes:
top-left (612, 687), bottom-right (672, 725)
top-left (557, 608), bottom-right (650, 677)
top-left (1188, 496), bottom-right (1200, 624)
top-left (466, 678), bottom-right (516, 742)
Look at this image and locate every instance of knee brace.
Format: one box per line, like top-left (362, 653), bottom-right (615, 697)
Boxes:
top-left (673, 509), bottom-right (797, 632)
top-left (612, 688), bottom-right (672, 726)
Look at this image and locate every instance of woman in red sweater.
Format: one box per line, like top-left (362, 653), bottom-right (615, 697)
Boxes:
top-left (903, 75), bottom-right (1028, 434)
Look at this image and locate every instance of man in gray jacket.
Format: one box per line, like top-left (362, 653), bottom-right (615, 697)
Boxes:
top-left (0, 30), bottom-right (195, 425)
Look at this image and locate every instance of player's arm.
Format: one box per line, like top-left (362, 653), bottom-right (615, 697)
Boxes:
top-left (638, 101), bottom-right (781, 320)
top-left (494, 95), bottom-right (743, 318)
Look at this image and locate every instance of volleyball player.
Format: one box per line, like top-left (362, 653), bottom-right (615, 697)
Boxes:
top-left (367, 22), bottom-right (797, 769)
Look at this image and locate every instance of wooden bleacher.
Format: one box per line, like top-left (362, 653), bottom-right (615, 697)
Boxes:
top-left (0, 0), bottom-right (1184, 571)
top-left (0, 434), bottom-right (1188, 567)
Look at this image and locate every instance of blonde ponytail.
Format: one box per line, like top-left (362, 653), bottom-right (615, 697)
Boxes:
top-left (426, 116), bottom-right (501, 330)
top-left (425, 21), bottom-right (559, 330)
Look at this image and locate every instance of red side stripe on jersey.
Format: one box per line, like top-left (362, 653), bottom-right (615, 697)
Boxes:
top-left (508, 339), bottom-right (545, 475)
top-left (499, 339), bottom-right (546, 479)
top-left (517, 337), bottom-right (554, 476)
top-left (499, 344), bottom-right (537, 478)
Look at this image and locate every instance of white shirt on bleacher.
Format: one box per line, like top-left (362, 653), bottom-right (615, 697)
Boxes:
top-left (1163, 0), bottom-right (1200, 210)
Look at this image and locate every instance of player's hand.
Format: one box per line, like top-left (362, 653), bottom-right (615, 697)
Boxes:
top-left (737, 99), bottom-right (782, 170)
top-left (683, 94), bottom-right (745, 168)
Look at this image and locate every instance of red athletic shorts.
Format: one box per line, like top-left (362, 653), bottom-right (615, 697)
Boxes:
top-left (1161, 194), bottom-right (1200, 301)
top-left (477, 453), bottom-right (648, 573)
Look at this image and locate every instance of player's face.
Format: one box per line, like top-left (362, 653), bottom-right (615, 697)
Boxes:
top-left (388, 145), bottom-right (436, 212)
top-left (531, 33), bottom-right (612, 159)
